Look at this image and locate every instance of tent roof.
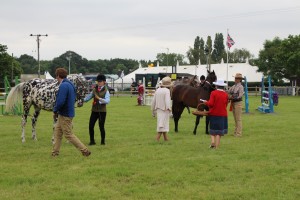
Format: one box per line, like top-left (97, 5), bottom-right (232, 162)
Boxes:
top-left (44, 71), bottom-right (54, 79)
top-left (114, 62), bottom-right (264, 83)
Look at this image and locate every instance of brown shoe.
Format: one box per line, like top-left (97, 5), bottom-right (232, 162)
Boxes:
top-left (82, 150), bottom-right (91, 157)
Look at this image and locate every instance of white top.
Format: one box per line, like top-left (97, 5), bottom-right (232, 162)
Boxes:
top-left (151, 88), bottom-right (171, 111)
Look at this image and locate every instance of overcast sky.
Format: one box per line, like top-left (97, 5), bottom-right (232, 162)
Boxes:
top-left (1, 0), bottom-right (299, 62)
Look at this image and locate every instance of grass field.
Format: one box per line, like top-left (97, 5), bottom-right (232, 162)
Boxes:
top-left (0, 96), bottom-right (299, 200)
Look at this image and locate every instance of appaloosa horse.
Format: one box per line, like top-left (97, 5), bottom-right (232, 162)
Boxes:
top-left (5, 74), bottom-right (89, 142)
top-left (171, 70), bottom-right (217, 134)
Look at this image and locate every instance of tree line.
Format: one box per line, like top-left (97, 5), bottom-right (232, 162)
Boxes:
top-left (0, 34), bottom-right (299, 85)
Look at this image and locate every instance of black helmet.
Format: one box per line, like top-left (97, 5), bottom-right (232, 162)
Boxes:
top-left (96, 74), bottom-right (106, 82)
top-left (200, 75), bottom-right (205, 80)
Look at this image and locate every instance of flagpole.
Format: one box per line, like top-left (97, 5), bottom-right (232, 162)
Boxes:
top-left (226, 29), bottom-right (229, 90)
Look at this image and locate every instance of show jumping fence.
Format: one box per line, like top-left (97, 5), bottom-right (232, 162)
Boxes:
top-left (258, 75), bottom-right (275, 113)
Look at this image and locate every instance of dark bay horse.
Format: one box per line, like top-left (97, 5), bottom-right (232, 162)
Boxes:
top-left (171, 71), bottom-right (216, 134)
top-left (5, 74), bottom-right (89, 142)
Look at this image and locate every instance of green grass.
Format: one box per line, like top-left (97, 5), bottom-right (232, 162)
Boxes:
top-left (0, 96), bottom-right (299, 200)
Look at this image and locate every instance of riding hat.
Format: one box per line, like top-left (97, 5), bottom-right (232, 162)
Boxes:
top-left (200, 75), bottom-right (205, 80)
top-left (213, 79), bottom-right (227, 87)
top-left (161, 76), bottom-right (172, 87)
top-left (234, 73), bottom-right (243, 79)
top-left (97, 74), bottom-right (106, 82)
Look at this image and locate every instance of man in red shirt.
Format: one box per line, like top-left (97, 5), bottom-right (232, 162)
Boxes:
top-left (202, 79), bottom-right (228, 149)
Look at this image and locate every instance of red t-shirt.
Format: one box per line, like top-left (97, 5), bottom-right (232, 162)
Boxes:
top-left (138, 85), bottom-right (144, 94)
top-left (206, 89), bottom-right (228, 116)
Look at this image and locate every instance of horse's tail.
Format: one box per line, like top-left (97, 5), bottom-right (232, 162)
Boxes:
top-left (5, 83), bottom-right (25, 113)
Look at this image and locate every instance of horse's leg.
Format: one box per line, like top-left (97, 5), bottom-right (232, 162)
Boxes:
top-left (21, 101), bottom-right (31, 143)
top-left (205, 116), bottom-right (210, 134)
top-left (193, 115), bottom-right (201, 135)
top-left (52, 113), bottom-right (58, 144)
top-left (172, 103), bottom-right (185, 133)
top-left (174, 117), bottom-right (179, 132)
top-left (31, 108), bottom-right (41, 140)
top-left (21, 114), bottom-right (28, 143)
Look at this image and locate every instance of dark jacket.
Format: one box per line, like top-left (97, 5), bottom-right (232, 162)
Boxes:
top-left (53, 78), bottom-right (76, 117)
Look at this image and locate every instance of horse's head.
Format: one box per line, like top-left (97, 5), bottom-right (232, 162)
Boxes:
top-left (68, 74), bottom-right (89, 107)
top-left (206, 70), bottom-right (217, 84)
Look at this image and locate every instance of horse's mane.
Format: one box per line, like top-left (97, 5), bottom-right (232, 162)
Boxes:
top-left (172, 75), bottom-right (199, 87)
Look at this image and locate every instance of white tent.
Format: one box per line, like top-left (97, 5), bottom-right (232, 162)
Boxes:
top-left (114, 62), bottom-right (264, 85)
top-left (44, 71), bottom-right (54, 79)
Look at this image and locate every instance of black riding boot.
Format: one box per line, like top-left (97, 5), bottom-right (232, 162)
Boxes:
top-left (89, 132), bottom-right (96, 145)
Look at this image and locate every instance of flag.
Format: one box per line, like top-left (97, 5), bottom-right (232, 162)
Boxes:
top-left (227, 34), bottom-right (235, 49)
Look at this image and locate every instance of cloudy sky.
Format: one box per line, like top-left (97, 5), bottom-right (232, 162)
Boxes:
top-left (1, 0), bottom-right (299, 62)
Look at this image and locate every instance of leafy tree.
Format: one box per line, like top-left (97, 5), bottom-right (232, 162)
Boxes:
top-left (278, 35), bottom-right (300, 82)
top-left (17, 54), bottom-right (38, 74)
top-left (0, 44), bottom-right (22, 82)
top-left (254, 35), bottom-right (300, 84)
top-left (156, 53), bottom-right (186, 66)
top-left (205, 36), bottom-right (213, 70)
top-left (228, 48), bottom-right (254, 63)
top-left (48, 51), bottom-right (89, 75)
top-left (187, 36), bottom-right (206, 65)
top-left (212, 33), bottom-right (225, 63)
top-left (199, 37), bottom-right (206, 64)
top-left (17, 54), bottom-right (51, 75)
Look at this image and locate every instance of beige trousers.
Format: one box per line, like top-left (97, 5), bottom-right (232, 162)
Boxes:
top-left (52, 115), bottom-right (88, 155)
top-left (232, 101), bottom-right (243, 136)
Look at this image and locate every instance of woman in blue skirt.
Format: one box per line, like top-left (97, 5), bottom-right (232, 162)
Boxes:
top-left (202, 79), bottom-right (229, 149)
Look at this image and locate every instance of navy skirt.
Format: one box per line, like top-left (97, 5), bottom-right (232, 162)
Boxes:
top-left (209, 116), bottom-right (228, 135)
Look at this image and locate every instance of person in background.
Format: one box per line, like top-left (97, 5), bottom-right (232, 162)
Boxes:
top-left (199, 75), bottom-right (206, 87)
top-left (228, 73), bottom-right (244, 137)
top-left (52, 68), bottom-right (91, 157)
top-left (151, 76), bottom-right (172, 142)
top-left (84, 74), bottom-right (110, 145)
top-left (130, 78), bottom-right (137, 97)
top-left (137, 81), bottom-right (144, 105)
top-left (202, 79), bottom-right (228, 149)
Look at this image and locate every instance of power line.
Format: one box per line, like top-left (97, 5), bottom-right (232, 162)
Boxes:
top-left (52, 6), bottom-right (300, 35)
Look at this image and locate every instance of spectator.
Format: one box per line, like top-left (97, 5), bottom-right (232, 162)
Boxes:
top-left (151, 76), bottom-right (172, 141)
top-left (137, 81), bottom-right (144, 105)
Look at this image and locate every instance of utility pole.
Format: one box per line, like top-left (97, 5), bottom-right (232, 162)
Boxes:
top-left (30, 34), bottom-right (48, 78)
top-left (66, 52), bottom-right (72, 74)
top-left (11, 53), bottom-right (14, 81)
top-left (166, 48), bottom-right (169, 67)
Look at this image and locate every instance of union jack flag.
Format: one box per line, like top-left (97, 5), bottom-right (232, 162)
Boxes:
top-left (227, 34), bottom-right (235, 49)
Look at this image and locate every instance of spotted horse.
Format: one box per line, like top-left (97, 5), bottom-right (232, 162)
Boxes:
top-left (5, 74), bottom-right (89, 143)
